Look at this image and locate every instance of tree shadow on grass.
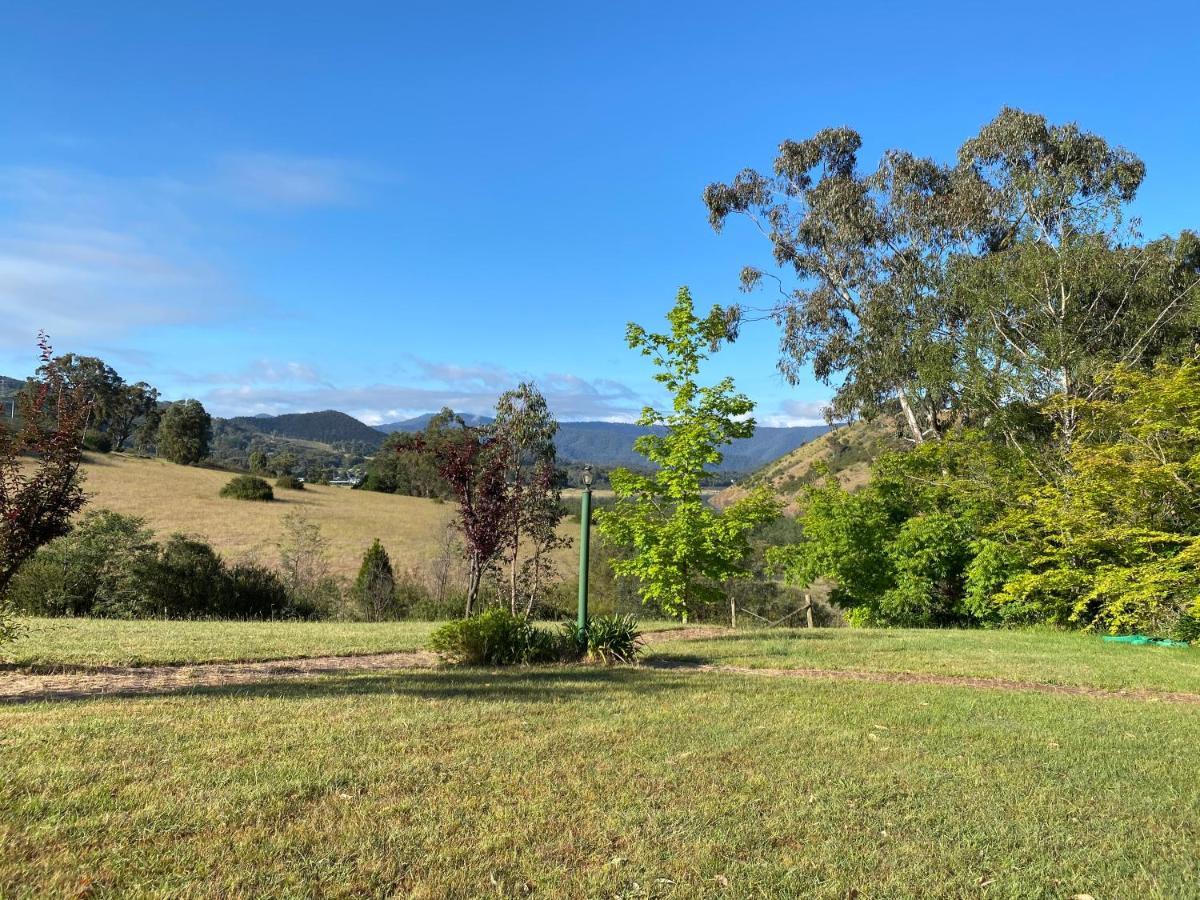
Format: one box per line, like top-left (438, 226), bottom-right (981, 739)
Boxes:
top-left (6, 665), bottom-right (694, 706)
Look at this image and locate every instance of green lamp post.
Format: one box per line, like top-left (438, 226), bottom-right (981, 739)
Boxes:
top-left (577, 465), bottom-right (593, 640)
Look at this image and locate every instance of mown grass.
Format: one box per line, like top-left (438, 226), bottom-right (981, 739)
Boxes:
top-left (645, 626), bottom-right (1200, 694)
top-left (3, 618), bottom-right (440, 668)
top-left (2, 668), bottom-right (1197, 898)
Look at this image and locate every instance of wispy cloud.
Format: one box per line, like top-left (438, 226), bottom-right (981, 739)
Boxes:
top-left (217, 154), bottom-right (372, 209)
top-left (0, 152), bottom-right (381, 352)
top-left (0, 166), bottom-right (231, 349)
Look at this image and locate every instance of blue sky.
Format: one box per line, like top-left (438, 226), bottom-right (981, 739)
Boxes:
top-left (2, 1), bottom-right (1197, 425)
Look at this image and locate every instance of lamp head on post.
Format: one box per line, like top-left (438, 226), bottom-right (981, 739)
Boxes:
top-left (582, 465), bottom-right (593, 488)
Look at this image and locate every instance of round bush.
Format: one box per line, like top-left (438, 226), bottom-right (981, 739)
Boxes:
top-left (82, 429), bottom-right (113, 453)
top-left (275, 474), bottom-right (305, 490)
top-left (219, 474), bottom-right (274, 501)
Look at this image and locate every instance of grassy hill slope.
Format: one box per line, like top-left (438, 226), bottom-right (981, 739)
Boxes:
top-left (78, 453), bottom-right (456, 578)
top-left (712, 419), bottom-right (903, 514)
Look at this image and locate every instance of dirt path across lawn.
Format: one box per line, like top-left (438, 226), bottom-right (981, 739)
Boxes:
top-left (0, 628), bottom-right (731, 704)
top-left (0, 651), bottom-right (438, 703)
top-left (4, 627), bottom-right (1198, 705)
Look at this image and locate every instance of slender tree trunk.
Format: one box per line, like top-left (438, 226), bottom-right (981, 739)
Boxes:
top-left (509, 533), bottom-right (520, 614)
top-left (465, 554), bottom-right (481, 617)
top-left (805, 593), bottom-right (814, 629)
top-left (897, 388), bottom-right (924, 444)
top-left (524, 542), bottom-right (542, 618)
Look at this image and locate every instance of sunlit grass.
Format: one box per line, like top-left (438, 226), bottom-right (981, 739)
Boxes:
top-left (645, 626), bottom-right (1200, 694)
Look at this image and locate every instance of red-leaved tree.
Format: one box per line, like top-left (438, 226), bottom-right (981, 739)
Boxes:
top-left (432, 427), bottom-right (514, 616)
top-left (1, 334), bottom-right (91, 602)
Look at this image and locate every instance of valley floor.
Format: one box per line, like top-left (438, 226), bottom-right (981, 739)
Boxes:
top-left (2, 622), bottom-right (1197, 898)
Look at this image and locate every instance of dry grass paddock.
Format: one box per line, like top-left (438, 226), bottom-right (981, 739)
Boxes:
top-left (76, 453), bottom-right (519, 579)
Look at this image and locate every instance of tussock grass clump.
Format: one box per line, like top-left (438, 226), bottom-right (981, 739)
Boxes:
top-left (569, 613), bottom-right (643, 664)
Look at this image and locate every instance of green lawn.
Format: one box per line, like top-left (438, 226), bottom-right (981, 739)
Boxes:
top-left (3, 618), bottom-right (440, 668)
top-left (3, 668), bottom-right (1197, 898)
top-left (645, 626), bottom-right (1200, 694)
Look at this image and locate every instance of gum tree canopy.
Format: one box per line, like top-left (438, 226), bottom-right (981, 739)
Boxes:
top-left (704, 108), bottom-right (1200, 447)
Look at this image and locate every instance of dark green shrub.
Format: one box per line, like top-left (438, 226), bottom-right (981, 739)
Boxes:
top-left (138, 535), bottom-right (229, 618)
top-left (275, 474), bottom-right (305, 491)
top-left (428, 608), bottom-right (571, 665)
top-left (8, 513), bottom-right (324, 621)
top-left (220, 475), bottom-right (274, 501)
top-left (7, 510), bottom-right (156, 617)
top-left (82, 429), bottom-right (113, 453)
top-left (225, 563), bottom-right (294, 619)
top-left (567, 614), bottom-right (643, 664)
top-left (352, 539), bottom-right (398, 620)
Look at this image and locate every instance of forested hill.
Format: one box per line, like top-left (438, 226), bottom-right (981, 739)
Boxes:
top-left (226, 410), bottom-right (387, 448)
top-left (0, 376), bottom-right (23, 398)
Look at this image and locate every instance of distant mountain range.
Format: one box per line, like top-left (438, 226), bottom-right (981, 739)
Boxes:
top-left (226, 410), bottom-right (830, 474)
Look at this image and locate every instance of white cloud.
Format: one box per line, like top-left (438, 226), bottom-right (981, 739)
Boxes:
top-left (760, 398), bottom-right (830, 427)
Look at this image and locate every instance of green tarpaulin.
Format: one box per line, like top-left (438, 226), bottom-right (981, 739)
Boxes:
top-left (1102, 635), bottom-right (1190, 648)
